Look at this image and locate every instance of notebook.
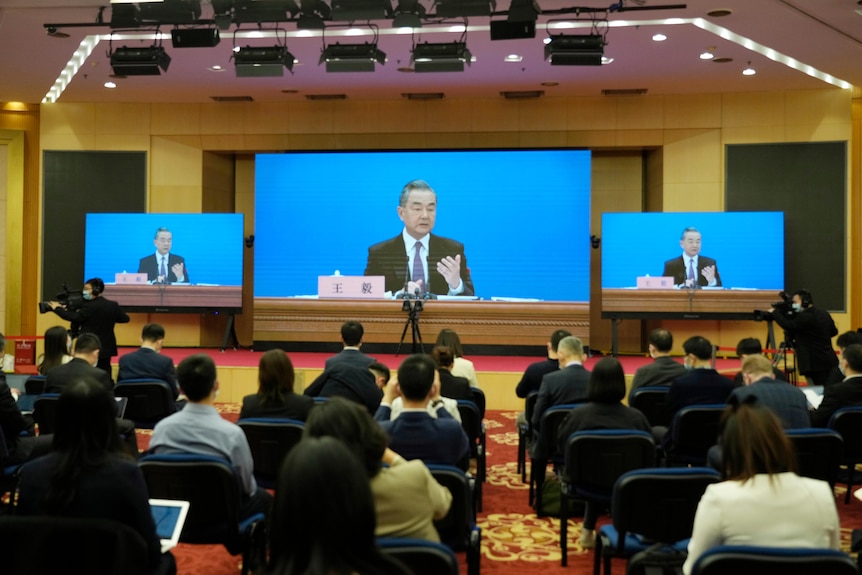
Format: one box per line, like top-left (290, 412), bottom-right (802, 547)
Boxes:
top-left (149, 499), bottom-right (190, 553)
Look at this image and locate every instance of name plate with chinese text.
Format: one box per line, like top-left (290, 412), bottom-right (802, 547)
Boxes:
top-left (317, 275), bottom-right (386, 299)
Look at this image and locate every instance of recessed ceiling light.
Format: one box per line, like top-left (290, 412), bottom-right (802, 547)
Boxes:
top-left (743, 62), bottom-right (756, 75)
top-left (700, 50), bottom-right (714, 60)
top-left (706, 9), bottom-right (732, 17)
top-left (281, 89), bottom-right (299, 94)
top-left (104, 81), bottom-right (116, 88)
top-left (652, 33), bottom-right (667, 42)
top-left (504, 54), bottom-right (523, 62)
top-left (601, 56), bottom-right (614, 65)
top-left (209, 65), bottom-right (225, 72)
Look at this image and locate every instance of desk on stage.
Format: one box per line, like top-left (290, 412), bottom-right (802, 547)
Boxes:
top-left (109, 284), bottom-right (242, 310)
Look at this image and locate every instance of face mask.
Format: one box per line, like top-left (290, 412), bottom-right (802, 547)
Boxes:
top-left (82, 291), bottom-right (92, 301)
top-left (792, 303), bottom-right (802, 312)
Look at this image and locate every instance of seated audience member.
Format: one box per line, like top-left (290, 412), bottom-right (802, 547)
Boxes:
top-left (304, 362), bottom-right (383, 415)
top-left (556, 358), bottom-right (651, 549)
top-left (0, 333), bottom-right (53, 465)
top-left (683, 399), bottom-right (839, 575)
top-left (304, 397), bottom-right (452, 542)
top-left (731, 337), bottom-right (788, 387)
top-left (435, 328), bottom-right (479, 388)
top-left (825, 330), bottom-right (862, 385)
top-left (16, 378), bottom-right (176, 575)
top-left (149, 354), bottom-right (272, 519)
top-left (531, 336), bottom-right (591, 444)
top-left (516, 329), bottom-right (572, 399)
top-left (374, 354), bottom-right (470, 470)
top-left (240, 349), bottom-right (314, 421)
top-left (368, 361), bottom-right (391, 391)
top-left (45, 333), bottom-right (113, 393)
top-left (628, 328), bottom-right (687, 403)
top-left (325, 320), bottom-right (375, 370)
top-left (372, 360), bottom-right (460, 421)
top-left (117, 323), bottom-right (179, 398)
top-left (265, 436), bottom-right (409, 575)
top-left (432, 345), bottom-right (472, 400)
top-left (37, 325), bottom-right (73, 375)
top-left (810, 343), bottom-right (862, 427)
top-left (730, 355), bottom-right (809, 429)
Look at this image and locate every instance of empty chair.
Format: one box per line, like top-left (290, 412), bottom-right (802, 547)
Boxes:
top-left (378, 538), bottom-right (459, 575)
top-left (529, 403), bottom-right (579, 515)
top-left (114, 379), bottom-right (177, 428)
top-left (666, 404), bottom-right (725, 466)
top-left (237, 417), bottom-right (305, 489)
top-left (31, 393), bottom-right (61, 435)
top-left (827, 406), bottom-right (862, 503)
top-left (427, 464), bottom-right (481, 575)
top-left (785, 428), bottom-right (843, 488)
top-left (691, 545), bottom-right (857, 575)
top-left (629, 386), bottom-right (671, 428)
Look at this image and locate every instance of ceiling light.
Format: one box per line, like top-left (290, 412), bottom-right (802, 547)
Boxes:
top-left (233, 45), bottom-right (295, 76)
top-left (110, 4), bottom-right (142, 27)
top-left (104, 81), bottom-right (117, 88)
top-left (320, 42), bottom-right (386, 72)
top-left (109, 45), bottom-right (171, 75)
top-left (743, 61), bottom-right (756, 76)
top-left (601, 56), bottom-right (614, 65)
top-left (700, 46), bottom-right (715, 60)
top-left (233, 0), bottom-right (294, 23)
top-left (544, 34), bottom-right (604, 66)
top-left (504, 54), bottom-right (523, 62)
top-left (330, 0), bottom-right (393, 21)
top-left (412, 41), bottom-right (472, 72)
top-left (652, 33), bottom-right (667, 41)
top-left (434, 0), bottom-right (496, 17)
top-left (490, 20), bottom-right (535, 40)
top-left (393, 0), bottom-right (424, 27)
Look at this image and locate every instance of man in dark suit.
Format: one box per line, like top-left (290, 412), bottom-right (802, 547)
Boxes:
top-left (365, 179), bottom-right (474, 297)
top-left (304, 363), bottom-right (383, 415)
top-left (531, 335), bottom-right (591, 437)
top-left (117, 323), bottom-right (179, 398)
top-left (731, 354), bottom-right (809, 428)
top-left (374, 353), bottom-right (470, 470)
top-left (628, 328), bottom-right (687, 403)
top-left (324, 321), bottom-right (375, 370)
top-left (662, 226), bottom-right (722, 287)
top-left (45, 333), bottom-right (113, 393)
top-left (48, 277), bottom-right (130, 377)
top-left (137, 227), bottom-right (189, 284)
top-left (516, 329), bottom-right (572, 399)
top-left (811, 343), bottom-right (862, 426)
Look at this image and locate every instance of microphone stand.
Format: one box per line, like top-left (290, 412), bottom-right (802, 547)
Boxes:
top-left (395, 289), bottom-right (428, 356)
top-left (683, 279), bottom-right (698, 312)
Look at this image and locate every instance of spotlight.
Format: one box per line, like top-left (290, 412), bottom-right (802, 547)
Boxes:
top-left (392, 0), bottom-right (424, 27)
top-left (139, 0), bottom-right (202, 23)
top-left (110, 4), bottom-right (142, 27)
top-left (109, 46), bottom-right (172, 75)
top-left (434, 0), bottom-right (495, 17)
top-left (233, 45), bottom-right (295, 76)
top-left (320, 42), bottom-right (386, 72)
top-left (330, 0), bottom-right (392, 21)
top-left (544, 34), bottom-right (604, 66)
top-left (297, 0), bottom-right (331, 28)
top-left (412, 41), bottom-right (471, 72)
top-left (233, 0), bottom-right (295, 23)
top-left (171, 28), bottom-right (220, 47)
top-left (508, 0), bottom-right (540, 21)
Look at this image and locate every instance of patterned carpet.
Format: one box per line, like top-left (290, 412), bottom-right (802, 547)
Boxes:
top-left (150, 405), bottom-right (862, 574)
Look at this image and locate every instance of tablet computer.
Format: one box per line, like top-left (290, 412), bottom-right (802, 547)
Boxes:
top-left (149, 498), bottom-right (190, 553)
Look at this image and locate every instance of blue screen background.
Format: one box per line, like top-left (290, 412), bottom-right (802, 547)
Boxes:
top-left (254, 150), bottom-right (592, 301)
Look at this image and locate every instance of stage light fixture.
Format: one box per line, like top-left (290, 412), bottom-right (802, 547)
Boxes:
top-left (109, 45), bottom-right (172, 75)
top-left (110, 4), bottom-right (142, 27)
top-left (211, 0), bottom-right (234, 29)
top-left (297, 0), bottom-right (331, 28)
top-left (508, 0), bottom-right (540, 21)
top-left (330, 0), bottom-right (392, 21)
top-left (233, 0), bottom-right (296, 23)
top-left (233, 45), bottom-right (295, 76)
top-left (320, 42), bottom-right (386, 72)
top-left (139, 0), bottom-right (202, 23)
top-left (433, 0), bottom-right (495, 17)
top-left (392, 0), bottom-right (424, 27)
top-left (171, 27), bottom-right (220, 47)
top-left (544, 34), bottom-right (604, 65)
top-left (412, 41), bottom-right (471, 72)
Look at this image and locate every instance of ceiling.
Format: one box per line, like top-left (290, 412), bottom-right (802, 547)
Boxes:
top-left (0, 0), bottom-right (860, 104)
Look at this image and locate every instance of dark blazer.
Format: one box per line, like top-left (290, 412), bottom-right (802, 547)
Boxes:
top-left (556, 402), bottom-right (651, 453)
top-left (664, 368), bottom-right (734, 448)
top-left (662, 255), bottom-right (722, 287)
top-left (438, 369), bottom-right (472, 400)
top-left (324, 348), bottom-right (376, 371)
top-left (531, 364), bottom-right (591, 432)
top-left (364, 233), bottom-right (475, 296)
top-left (628, 356), bottom-right (688, 402)
top-left (0, 373), bottom-right (31, 452)
top-left (303, 363), bottom-right (383, 414)
top-left (374, 404), bottom-right (470, 470)
top-left (52, 296), bottom-right (130, 359)
top-left (239, 392), bottom-right (315, 421)
top-left (117, 348), bottom-right (178, 397)
top-left (810, 374), bottom-right (862, 427)
top-left (729, 377), bottom-right (810, 429)
top-left (46, 357), bottom-right (114, 394)
top-left (515, 358), bottom-right (560, 398)
top-left (771, 306), bottom-right (839, 375)
top-left (137, 253), bottom-right (189, 283)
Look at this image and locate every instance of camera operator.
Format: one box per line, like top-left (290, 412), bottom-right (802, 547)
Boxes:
top-left (765, 289), bottom-right (838, 387)
top-left (47, 278), bottom-right (130, 379)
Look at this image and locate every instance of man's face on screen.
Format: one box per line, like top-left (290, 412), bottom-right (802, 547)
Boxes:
top-left (154, 231), bottom-right (173, 255)
top-left (398, 189), bottom-right (437, 240)
top-left (680, 231), bottom-right (702, 257)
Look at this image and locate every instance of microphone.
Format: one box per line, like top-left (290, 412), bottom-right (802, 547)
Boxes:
top-left (414, 288), bottom-right (420, 299)
top-left (402, 256), bottom-right (410, 298)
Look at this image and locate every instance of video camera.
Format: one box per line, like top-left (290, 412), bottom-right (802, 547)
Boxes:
top-left (38, 283), bottom-right (84, 314)
top-left (753, 290), bottom-right (793, 322)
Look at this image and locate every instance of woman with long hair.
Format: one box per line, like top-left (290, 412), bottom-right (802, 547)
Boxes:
top-left (16, 377), bottom-right (175, 574)
top-left (240, 349), bottom-right (314, 420)
top-left (435, 328), bottom-right (479, 388)
top-left (682, 399), bottom-right (840, 574)
top-left (37, 325), bottom-right (72, 375)
top-left (266, 436), bottom-right (409, 575)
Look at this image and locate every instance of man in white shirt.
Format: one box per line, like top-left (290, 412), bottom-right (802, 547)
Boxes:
top-left (662, 226), bottom-right (721, 288)
top-left (138, 227), bottom-right (189, 284)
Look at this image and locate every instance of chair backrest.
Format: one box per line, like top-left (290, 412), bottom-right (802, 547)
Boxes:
top-left (114, 379), bottom-right (176, 427)
top-left (523, 391), bottom-right (539, 425)
top-left (630, 386), bottom-right (671, 427)
top-left (469, 387), bottom-right (486, 419)
top-left (670, 404), bottom-right (725, 464)
top-left (828, 407), bottom-right (862, 459)
top-left (378, 537), bottom-right (459, 575)
top-left (564, 430), bottom-right (656, 500)
top-left (237, 418), bottom-right (305, 488)
top-left (0, 516), bottom-right (152, 575)
top-left (31, 394), bottom-right (61, 435)
top-left (24, 375), bottom-right (47, 395)
top-left (691, 545), bottom-right (858, 575)
top-left (138, 453), bottom-right (245, 550)
top-left (786, 428), bottom-right (843, 486)
top-left (611, 467), bottom-right (720, 546)
top-left (427, 464), bottom-right (475, 550)
top-left (535, 403), bottom-right (580, 462)
top-left (456, 400), bottom-right (482, 445)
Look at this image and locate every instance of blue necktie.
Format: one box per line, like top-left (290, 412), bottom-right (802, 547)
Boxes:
top-left (412, 241), bottom-right (425, 292)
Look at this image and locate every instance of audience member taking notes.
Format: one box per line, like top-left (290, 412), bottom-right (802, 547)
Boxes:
top-left (662, 226), bottom-right (722, 288)
top-left (138, 227), bottom-right (189, 284)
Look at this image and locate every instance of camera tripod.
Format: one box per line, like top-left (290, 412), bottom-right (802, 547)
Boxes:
top-left (395, 294), bottom-right (426, 355)
top-left (765, 319), bottom-right (797, 385)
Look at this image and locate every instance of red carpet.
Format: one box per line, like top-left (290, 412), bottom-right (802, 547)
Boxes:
top-left (154, 406), bottom-right (862, 574)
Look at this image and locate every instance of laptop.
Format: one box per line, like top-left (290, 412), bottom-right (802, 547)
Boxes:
top-left (115, 272), bottom-right (148, 285)
top-left (149, 499), bottom-right (190, 553)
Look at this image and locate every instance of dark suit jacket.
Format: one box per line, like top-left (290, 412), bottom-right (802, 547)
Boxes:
top-left (239, 392), bottom-right (315, 421)
top-left (137, 253), bottom-right (189, 283)
top-left (303, 363), bottom-right (383, 414)
top-left (117, 348), bottom-right (178, 398)
top-left (46, 357), bottom-right (114, 394)
top-left (374, 404), bottom-right (470, 470)
top-left (771, 306), bottom-right (839, 375)
top-left (730, 378), bottom-right (810, 429)
top-left (324, 348), bottom-right (375, 371)
top-left (628, 356), bottom-right (688, 402)
top-left (515, 358), bottom-right (560, 398)
top-left (364, 233), bottom-right (475, 296)
top-left (664, 368), bottom-right (734, 448)
top-left (662, 255), bottom-right (722, 287)
top-left (810, 374), bottom-right (862, 427)
top-left (0, 373), bottom-right (32, 452)
top-left (439, 370), bottom-right (472, 400)
top-left (531, 364), bottom-right (591, 431)
top-left (52, 296), bottom-right (130, 359)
